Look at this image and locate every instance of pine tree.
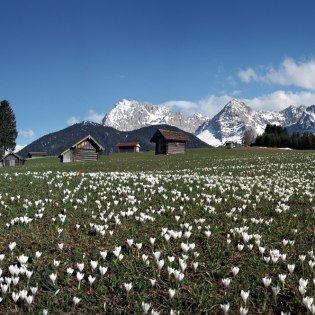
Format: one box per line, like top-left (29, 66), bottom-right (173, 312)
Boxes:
top-left (0, 100), bottom-right (18, 155)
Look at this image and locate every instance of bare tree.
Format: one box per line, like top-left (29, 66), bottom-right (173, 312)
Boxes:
top-left (242, 127), bottom-right (257, 146)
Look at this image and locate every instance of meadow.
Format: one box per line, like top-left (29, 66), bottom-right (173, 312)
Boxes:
top-left (0, 148), bottom-right (314, 314)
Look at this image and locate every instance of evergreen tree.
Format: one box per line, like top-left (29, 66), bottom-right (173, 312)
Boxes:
top-left (253, 124), bottom-right (315, 149)
top-left (0, 100), bottom-right (18, 154)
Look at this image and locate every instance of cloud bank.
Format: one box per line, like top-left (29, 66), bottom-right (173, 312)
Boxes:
top-left (65, 56), bottom-right (315, 126)
top-left (163, 90), bottom-right (315, 118)
top-left (67, 116), bottom-right (80, 126)
top-left (239, 57), bottom-right (315, 91)
top-left (164, 57), bottom-right (315, 117)
top-left (85, 110), bottom-right (104, 124)
top-left (161, 95), bottom-right (232, 118)
top-left (242, 90), bottom-right (315, 111)
top-left (67, 110), bottom-right (104, 126)
top-left (19, 129), bottom-right (35, 138)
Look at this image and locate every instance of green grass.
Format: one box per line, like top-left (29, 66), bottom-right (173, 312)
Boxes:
top-left (0, 148), bottom-right (314, 314)
top-left (5, 147), bottom-right (315, 173)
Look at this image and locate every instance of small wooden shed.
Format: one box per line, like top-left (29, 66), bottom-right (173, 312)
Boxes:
top-left (59, 135), bottom-right (104, 163)
top-left (225, 141), bottom-right (234, 149)
top-left (28, 152), bottom-right (48, 158)
top-left (117, 142), bottom-right (141, 153)
top-left (150, 129), bottom-right (190, 155)
top-left (0, 152), bottom-right (25, 167)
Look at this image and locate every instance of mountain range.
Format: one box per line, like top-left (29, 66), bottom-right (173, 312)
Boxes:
top-left (102, 99), bottom-right (315, 147)
top-left (19, 98), bottom-right (315, 156)
top-left (196, 100), bottom-right (315, 146)
top-left (102, 99), bottom-right (208, 133)
top-left (18, 123), bottom-right (209, 158)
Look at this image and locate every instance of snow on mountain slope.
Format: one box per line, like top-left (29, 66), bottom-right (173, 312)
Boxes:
top-left (101, 98), bottom-right (315, 147)
top-left (197, 99), bottom-right (262, 145)
top-left (196, 99), bottom-right (315, 146)
top-left (102, 99), bottom-right (208, 133)
top-left (197, 130), bottom-right (222, 147)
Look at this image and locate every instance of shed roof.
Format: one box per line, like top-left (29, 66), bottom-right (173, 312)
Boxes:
top-left (150, 129), bottom-right (190, 143)
top-left (28, 152), bottom-right (48, 156)
top-left (117, 142), bottom-right (141, 147)
top-left (0, 152), bottom-right (25, 162)
top-left (59, 135), bottom-right (104, 156)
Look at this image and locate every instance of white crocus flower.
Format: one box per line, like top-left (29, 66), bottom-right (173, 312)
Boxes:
top-left (90, 260), bottom-right (98, 271)
top-left (124, 282), bottom-right (133, 293)
top-left (49, 273), bottom-right (57, 285)
top-left (168, 288), bottom-right (176, 299)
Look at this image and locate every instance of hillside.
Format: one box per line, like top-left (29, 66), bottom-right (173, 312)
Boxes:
top-left (18, 122), bottom-right (209, 157)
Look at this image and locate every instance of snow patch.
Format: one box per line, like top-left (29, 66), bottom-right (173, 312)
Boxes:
top-left (197, 130), bottom-right (222, 147)
top-left (14, 144), bottom-right (27, 153)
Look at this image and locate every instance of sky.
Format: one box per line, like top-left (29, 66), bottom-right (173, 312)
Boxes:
top-left (1, 0), bottom-right (315, 149)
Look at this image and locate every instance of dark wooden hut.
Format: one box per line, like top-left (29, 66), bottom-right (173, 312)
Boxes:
top-left (150, 129), bottom-right (190, 155)
top-left (225, 141), bottom-right (234, 149)
top-left (0, 152), bottom-right (25, 167)
top-left (59, 135), bottom-right (104, 163)
top-left (28, 152), bottom-right (48, 158)
top-left (117, 142), bottom-right (141, 153)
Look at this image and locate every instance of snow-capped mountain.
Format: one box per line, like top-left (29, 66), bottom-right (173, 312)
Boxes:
top-left (286, 105), bottom-right (315, 134)
top-left (101, 98), bottom-right (315, 147)
top-left (102, 99), bottom-right (208, 133)
top-left (196, 99), bottom-right (315, 146)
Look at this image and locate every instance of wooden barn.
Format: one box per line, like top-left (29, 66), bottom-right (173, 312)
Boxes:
top-left (59, 135), bottom-right (104, 163)
top-left (117, 142), bottom-right (141, 153)
top-left (150, 129), bottom-right (190, 155)
top-left (225, 141), bottom-right (234, 149)
top-left (0, 152), bottom-right (25, 167)
top-left (28, 152), bottom-right (48, 158)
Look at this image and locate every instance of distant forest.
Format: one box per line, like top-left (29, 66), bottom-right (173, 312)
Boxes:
top-left (254, 124), bottom-right (315, 149)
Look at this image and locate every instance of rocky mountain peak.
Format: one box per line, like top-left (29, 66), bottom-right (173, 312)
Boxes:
top-left (102, 99), bottom-right (207, 133)
top-left (197, 99), bottom-right (315, 147)
top-left (101, 98), bottom-right (315, 147)
top-left (222, 99), bottom-right (252, 115)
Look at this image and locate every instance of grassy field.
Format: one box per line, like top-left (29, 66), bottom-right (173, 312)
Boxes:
top-left (0, 148), bottom-right (314, 314)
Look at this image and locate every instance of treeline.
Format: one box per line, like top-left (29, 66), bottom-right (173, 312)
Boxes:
top-left (254, 124), bottom-right (315, 149)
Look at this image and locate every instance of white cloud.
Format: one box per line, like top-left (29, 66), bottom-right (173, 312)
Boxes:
top-left (238, 68), bottom-right (258, 83)
top-left (238, 57), bottom-right (315, 90)
top-left (84, 110), bottom-right (104, 124)
top-left (161, 95), bottom-right (233, 118)
top-left (67, 116), bottom-right (80, 126)
top-left (67, 110), bottom-right (104, 126)
top-left (19, 129), bottom-right (35, 138)
top-left (162, 90), bottom-right (315, 118)
top-left (162, 100), bottom-right (199, 112)
top-left (242, 90), bottom-right (315, 111)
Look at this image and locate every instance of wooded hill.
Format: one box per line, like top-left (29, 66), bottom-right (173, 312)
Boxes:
top-left (18, 122), bottom-right (210, 157)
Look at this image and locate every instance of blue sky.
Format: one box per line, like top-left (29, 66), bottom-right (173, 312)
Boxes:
top-left (1, 0), bottom-right (315, 148)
